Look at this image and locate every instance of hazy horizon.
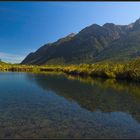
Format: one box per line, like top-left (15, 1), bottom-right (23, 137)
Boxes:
top-left (0, 2), bottom-right (140, 63)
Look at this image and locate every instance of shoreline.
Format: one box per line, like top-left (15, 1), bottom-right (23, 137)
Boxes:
top-left (0, 62), bottom-right (140, 83)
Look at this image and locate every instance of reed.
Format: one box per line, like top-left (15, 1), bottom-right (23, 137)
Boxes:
top-left (1, 58), bottom-right (140, 82)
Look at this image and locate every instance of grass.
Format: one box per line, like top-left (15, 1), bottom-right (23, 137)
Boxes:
top-left (1, 57), bottom-right (140, 82)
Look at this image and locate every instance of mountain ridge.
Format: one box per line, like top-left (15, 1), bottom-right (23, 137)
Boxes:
top-left (21, 18), bottom-right (140, 65)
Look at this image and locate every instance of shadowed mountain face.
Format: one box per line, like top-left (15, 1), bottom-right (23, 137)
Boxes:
top-left (22, 18), bottom-right (140, 65)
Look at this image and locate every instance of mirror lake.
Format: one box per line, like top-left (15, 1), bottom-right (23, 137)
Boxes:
top-left (0, 72), bottom-right (140, 138)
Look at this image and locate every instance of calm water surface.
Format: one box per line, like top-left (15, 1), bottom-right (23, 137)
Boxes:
top-left (0, 72), bottom-right (140, 138)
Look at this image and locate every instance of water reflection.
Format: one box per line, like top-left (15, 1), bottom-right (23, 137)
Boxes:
top-left (0, 72), bottom-right (140, 138)
top-left (27, 72), bottom-right (140, 124)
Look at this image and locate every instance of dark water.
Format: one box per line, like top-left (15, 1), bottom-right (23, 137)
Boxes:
top-left (0, 72), bottom-right (140, 138)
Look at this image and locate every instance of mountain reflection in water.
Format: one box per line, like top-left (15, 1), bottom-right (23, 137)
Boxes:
top-left (26, 73), bottom-right (140, 125)
top-left (0, 72), bottom-right (140, 138)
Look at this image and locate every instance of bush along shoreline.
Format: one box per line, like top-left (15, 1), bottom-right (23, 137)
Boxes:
top-left (1, 58), bottom-right (140, 82)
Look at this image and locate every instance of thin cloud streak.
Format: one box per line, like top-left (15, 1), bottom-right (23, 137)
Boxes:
top-left (0, 52), bottom-right (25, 63)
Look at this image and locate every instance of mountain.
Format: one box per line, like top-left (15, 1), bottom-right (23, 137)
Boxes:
top-left (0, 60), bottom-right (10, 66)
top-left (21, 18), bottom-right (140, 65)
top-left (95, 18), bottom-right (140, 62)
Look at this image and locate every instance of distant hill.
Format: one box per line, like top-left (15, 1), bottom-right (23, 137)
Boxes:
top-left (21, 18), bottom-right (140, 65)
top-left (0, 60), bottom-right (9, 66)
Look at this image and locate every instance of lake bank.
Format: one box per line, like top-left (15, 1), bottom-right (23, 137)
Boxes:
top-left (0, 59), bottom-right (140, 83)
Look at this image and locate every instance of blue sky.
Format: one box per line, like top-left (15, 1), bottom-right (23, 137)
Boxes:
top-left (0, 2), bottom-right (140, 63)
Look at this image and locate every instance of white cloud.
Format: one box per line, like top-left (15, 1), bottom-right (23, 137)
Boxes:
top-left (0, 52), bottom-right (25, 64)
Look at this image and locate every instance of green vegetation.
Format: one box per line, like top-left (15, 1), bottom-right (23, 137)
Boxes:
top-left (1, 58), bottom-right (140, 82)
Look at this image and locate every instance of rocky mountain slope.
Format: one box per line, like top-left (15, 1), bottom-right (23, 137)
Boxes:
top-left (21, 18), bottom-right (140, 65)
